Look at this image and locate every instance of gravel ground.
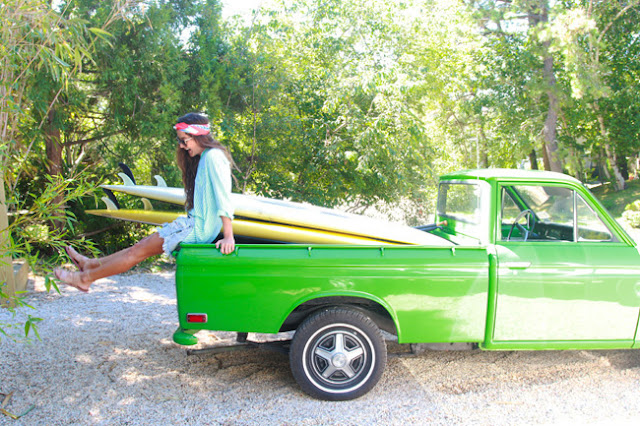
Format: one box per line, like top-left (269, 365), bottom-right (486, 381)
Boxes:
top-left (2, 271), bottom-right (640, 425)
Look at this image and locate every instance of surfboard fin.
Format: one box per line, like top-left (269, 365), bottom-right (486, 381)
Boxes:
top-left (118, 162), bottom-right (137, 185)
top-left (101, 188), bottom-right (120, 210)
top-left (154, 175), bottom-right (167, 187)
top-left (117, 172), bottom-right (135, 187)
top-left (141, 198), bottom-right (153, 211)
top-left (101, 196), bottom-right (119, 211)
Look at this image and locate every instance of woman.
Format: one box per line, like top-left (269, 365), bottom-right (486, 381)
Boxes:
top-left (54, 113), bottom-right (235, 292)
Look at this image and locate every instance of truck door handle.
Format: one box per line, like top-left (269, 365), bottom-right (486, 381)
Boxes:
top-left (503, 262), bottom-right (531, 269)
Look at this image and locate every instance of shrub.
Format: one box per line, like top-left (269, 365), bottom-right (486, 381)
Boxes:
top-left (622, 200), bottom-right (640, 228)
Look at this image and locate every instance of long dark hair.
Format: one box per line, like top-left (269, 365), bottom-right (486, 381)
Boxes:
top-left (176, 112), bottom-right (233, 210)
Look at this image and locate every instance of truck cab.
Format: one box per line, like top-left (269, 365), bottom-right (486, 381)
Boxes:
top-left (436, 169), bottom-right (640, 348)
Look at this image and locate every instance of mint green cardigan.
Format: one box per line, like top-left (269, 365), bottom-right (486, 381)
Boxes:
top-left (182, 148), bottom-right (234, 244)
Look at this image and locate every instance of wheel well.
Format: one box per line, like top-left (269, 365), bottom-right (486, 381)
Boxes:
top-left (280, 296), bottom-right (397, 336)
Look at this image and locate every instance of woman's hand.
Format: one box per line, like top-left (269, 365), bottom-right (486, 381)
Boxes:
top-left (217, 216), bottom-right (235, 254)
top-left (215, 236), bottom-right (235, 254)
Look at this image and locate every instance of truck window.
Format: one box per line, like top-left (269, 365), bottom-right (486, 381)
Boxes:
top-left (437, 181), bottom-right (490, 244)
top-left (501, 191), bottom-right (521, 223)
top-left (501, 185), bottom-right (572, 241)
top-left (500, 185), bottom-right (615, 242)
top-left (577, 195), bottom-right (614, 241)
top-left (437, 183), bottom-right (481, 224)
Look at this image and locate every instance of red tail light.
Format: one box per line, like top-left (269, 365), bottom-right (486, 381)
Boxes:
top-left (186, 313), bottom-right (207, 323)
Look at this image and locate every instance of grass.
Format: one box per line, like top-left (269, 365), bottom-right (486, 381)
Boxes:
top-left (590, 178), bottom-right (640, 218)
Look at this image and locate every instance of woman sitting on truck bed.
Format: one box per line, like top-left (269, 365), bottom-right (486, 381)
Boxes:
top-left (54, 112), bottom-right (235, 292)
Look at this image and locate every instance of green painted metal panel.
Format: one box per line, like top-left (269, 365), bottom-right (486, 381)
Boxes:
top-left (481, 340), bottom-right (634, 350)
top-left (493, 243), bottom-right (640, 341)
top-left (175, 244), bottom-right (489, 344)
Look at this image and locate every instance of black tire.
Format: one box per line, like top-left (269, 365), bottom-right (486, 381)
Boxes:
top-left (289, 307), bottom-right (387, 400)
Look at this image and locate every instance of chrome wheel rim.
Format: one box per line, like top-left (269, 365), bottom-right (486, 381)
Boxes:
top-left (303, 324), bottom-right (373, 392)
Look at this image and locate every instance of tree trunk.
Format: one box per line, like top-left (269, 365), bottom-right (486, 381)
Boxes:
top-left (631, 155), bottom-right (640, 180)
top-left (529, 150), bottom-right (538, 170)
top-left (594, 102), bottom-right (625, 190)
top-left (618, 155), bottom-right (628, 181)
top-left (44, 107), bottom-right (65, 230)
top-left (479, 150), bottom-right (488, 169)
top-left (477, 123), bottom-right (489, 168)
top-left (529, 1), bottom-right (563, 173)
top-left (599, 155), bottom-right (611, 181)
top-left (0, 174), bottom-right (16, 307)
top-left (602, 141), bottom-right (626, 190)
top-left (542, 142), bottom-right (550, 171)
top-left (541, 48), bottom-right (562, 172)
top-left (45, 108), bottom-right (62, 176)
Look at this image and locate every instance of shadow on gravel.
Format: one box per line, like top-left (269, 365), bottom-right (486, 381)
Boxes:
top-left (584, 349), bottom-right (640, 370)
top-left (384, 347), bottom-right (640, 395)
top-left (183, 341), bottom-right (640, 398)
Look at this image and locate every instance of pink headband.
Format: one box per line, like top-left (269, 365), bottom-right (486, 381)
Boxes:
top-left (174, 122), bottom-right (210, 136)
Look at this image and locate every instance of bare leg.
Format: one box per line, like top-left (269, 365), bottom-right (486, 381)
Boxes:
top-left (55, 233), bottom-right (165, 292)
top-left (68, 245), bottom-right (136, 272)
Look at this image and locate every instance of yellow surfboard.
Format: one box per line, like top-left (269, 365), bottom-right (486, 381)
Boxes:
top-left (86, 209), bottom-right (398, 245)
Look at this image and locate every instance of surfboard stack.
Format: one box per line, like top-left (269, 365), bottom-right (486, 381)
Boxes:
top-left (87, 168), bottom-right (442, 245)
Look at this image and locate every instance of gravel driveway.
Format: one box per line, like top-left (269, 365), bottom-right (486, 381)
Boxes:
top-left (1, 271), bottom-right (640, 425)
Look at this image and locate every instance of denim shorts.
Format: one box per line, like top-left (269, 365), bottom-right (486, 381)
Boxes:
top-left (157, 216), bottom-right (195, 256)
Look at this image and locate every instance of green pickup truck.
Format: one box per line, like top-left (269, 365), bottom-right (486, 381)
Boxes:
top-left (172, 169), bottom-right (640, 400)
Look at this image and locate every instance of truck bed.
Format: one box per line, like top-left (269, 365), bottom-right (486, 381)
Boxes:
top-left (175, 244), bottom-right (490, 344)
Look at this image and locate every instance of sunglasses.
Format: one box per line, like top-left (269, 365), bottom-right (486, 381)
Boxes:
top-left (176, 136), bottom-right (193, 147)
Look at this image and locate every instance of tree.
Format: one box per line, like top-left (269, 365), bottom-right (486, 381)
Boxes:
top-left (208, 0), bottom-right (455, 222)
top-left (12, 1), bottom-right (212, 254)
top-left (0, 0), bottom-right (137, 341)
top-left (464, 0), bottom-right (569, 172)
top-left (551, 1), bottom-right (640, 189)
top-left (0, 0), bottom-right (93, 339)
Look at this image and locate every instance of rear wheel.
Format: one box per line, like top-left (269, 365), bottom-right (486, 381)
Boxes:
top-left (289, 307), bottom-right (387, 400)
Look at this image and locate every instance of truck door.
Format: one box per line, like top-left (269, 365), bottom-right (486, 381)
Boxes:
top-left (493, 183), bottom-right (640, 343)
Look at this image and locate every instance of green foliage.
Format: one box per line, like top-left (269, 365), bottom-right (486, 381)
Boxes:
top-left (212, 0), bottom-right (458, 212)
top-left (6, 171), bottom-right (99, 262)
top-left (1, 170), bottom-right (98, 342)
top-left (6, 0), bottom-right (201, 256)
top-left (0, 0), bottom-right (111, 343)
top-left (0, 286), bottom-right (41, 344)
top-left (624, 200), bottom-right (640, 212)
top-left (622, 200), bottom-right (640, 228)
top-left (622, 209), bottom-right (640, 228)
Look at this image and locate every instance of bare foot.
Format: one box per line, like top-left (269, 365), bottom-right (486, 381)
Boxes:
top-left (65, 246), bottom-right (90, 271)
top-left (54, 268), bottom-right (92, 292)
